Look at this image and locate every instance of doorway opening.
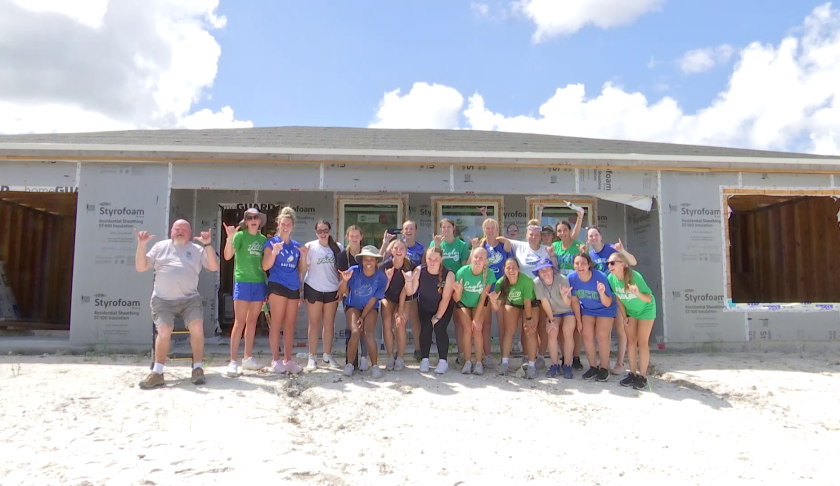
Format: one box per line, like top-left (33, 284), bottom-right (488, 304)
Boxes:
top-left (0, 190), bottom-right (78, 330)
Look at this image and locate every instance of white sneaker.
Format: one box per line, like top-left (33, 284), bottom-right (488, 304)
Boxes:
top-left (483, 355), bottom-right (494, 368)
top-left (306, 357), bottom-right (317, 371)
top-left (226, 360), bottom-right (238, 377)
top-left (394, 357), bottom-right (405, 371)
top-left (359, 357), bottom-right (369, 371)
top-left (241, 356), bottom-right (262, 371)
top-left (343, 363), bottom-right (354, 377)
top-left (386, 356), bottom-right (396, 371)
top-left (473, 362), bottom-right (484, 375)
top-left (419, 358), bottom-right (430, 372)
top-left (461, 361), bottom-right (472, 374)
top-left (271, 360), bottom-right (286, 374)
top-left (435, 359), bottom-right (449, 374)
top-left (512, 342), bottom-right (523, 353)
top-left (323, 354), bottom-right (339, 368)
top-left (285, 360), bottom-right (303, 374)
top-left (371, 365), bottom-right (383, 379)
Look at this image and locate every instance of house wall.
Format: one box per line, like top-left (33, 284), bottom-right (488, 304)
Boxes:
top-left (7, 159), bottom-right (840, 347)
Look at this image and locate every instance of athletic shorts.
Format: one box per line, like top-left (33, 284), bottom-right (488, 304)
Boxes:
top-left (303, 283), bottom-right (339, 304)
top-left (504, 302), bottom-right (524, 309)
top-left (233, 282), bottom-right (267, 302)
top-left (150, 295), bottom-right (203, 329)
top-left (553, 312), bottom-right (574, 318)
top-left (268, 282), bottom-right (300, 300)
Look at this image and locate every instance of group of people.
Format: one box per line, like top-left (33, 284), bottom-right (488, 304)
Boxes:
top-left (135, 205), bottom-right (657, 392)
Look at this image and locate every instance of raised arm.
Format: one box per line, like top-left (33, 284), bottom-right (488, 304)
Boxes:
top-left (570, 207), bottom-right (585, 242)
top-left (194, 229), bottom-right (219, 272)
top-left (613, 239), bottom-right (637, 266)
top-left (133, 229), bottom-right (155, 272)
top-left (222, 224), bottom-right (236, 261)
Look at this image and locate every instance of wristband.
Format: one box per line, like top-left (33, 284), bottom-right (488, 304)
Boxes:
top-left (203, 243), bottom-right (213, 248)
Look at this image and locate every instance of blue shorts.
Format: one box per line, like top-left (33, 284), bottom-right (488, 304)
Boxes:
top-left (553, 312), bottom-right (574, 318)
top-left (233, 282), bottom-right (267, 302)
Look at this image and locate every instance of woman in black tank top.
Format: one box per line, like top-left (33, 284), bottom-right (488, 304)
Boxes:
top-left (404, 247), bottom-right (456, 375)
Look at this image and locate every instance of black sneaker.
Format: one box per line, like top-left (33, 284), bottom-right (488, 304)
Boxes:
top-left (572, 357), bottom-right (584, 371)
top-left (582, 366), bottom-right (599, 380)
top-left (595, 367), bottom-right (610, 382)
top-left (633, 375), bottom-right (648, 390)
top-left (619, 372), bottom-right (636, 387)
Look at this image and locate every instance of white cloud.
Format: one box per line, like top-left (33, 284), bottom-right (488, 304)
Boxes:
top-left (678, 44), bottom-right (735, 74)
top-left (471, 2), bottom-right (490, 17)
top-left (372, 4), bottom-right (840, 155)
top-left (514, 0), bottom-right (667, 41)
top-left (0, 0), bottom-right (251, 134)
top-left (370, 83), bottom-right (464, 129)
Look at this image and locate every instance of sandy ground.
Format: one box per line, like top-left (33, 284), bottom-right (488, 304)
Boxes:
top-left (1, 349), bottom-right (839, 486)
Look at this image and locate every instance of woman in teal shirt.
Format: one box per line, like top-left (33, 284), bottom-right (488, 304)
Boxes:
top-left (429, 218), bottom-right (470, 273)
top-left (453, 248), bottom-right (493, 375)
top-left (488, 257), bottom-right (536, 378)
top-left (607, 252), bottom-right (656, 391)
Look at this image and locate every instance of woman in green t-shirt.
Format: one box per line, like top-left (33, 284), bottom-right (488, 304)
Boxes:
top-left (488, 257), bottom-right (536, 378)
top-left (551, 212), bottom-right (586, 371)
top-left (606, 252), bottom-right (657, 391)
top-left (429, 218), bottom-right (470, 273)
top-left (222, 208), bottom-right (268, 377)
top-left (453, 248), bottom-right (493, 375)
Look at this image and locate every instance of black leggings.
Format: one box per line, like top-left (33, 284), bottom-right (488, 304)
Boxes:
top-left (419, 306), bottom-right (453, 360)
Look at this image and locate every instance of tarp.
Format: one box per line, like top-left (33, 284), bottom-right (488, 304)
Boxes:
top-left (597, 194), bottom-right (653, 212)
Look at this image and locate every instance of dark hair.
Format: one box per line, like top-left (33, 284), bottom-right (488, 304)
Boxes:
top-left (587, 226), bottom-right (602, 235)
top-left (574, 253), bottom-right (593, 271)
top-left (498, 257), bottom-right (521, 303)
top-left (316, 220), bottom-right (342, 258)
top-left (424, 247), bottom-right (446, 293)
top-left (557, 220), bottom-right (572, 231)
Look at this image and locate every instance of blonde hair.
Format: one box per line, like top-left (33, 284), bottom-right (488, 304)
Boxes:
top-left (469, 247), bottom-right (490, 288)
top-left (275, 206), bottom-right (296, 233)
top-left (527, 219), bottom-right (540, 227)
top-left (611, 252), bottom-right (633, 287)
top-left (479, 218), bottom-right (499, 248)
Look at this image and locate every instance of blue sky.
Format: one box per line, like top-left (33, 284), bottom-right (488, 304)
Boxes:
top-left (198, 0), bottom-right (823, 128)
top-left (1, 0), bottom-right (838, 154)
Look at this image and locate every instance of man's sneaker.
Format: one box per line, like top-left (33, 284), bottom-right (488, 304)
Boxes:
top-left (359, 357), bottom-right (369, 371)
top-left (595, 367), bottom-right (610, 382)
top-left (191, 367), bottom-right (206, 385)
top-left (285, 360), bottom-right (303, 374)
top-left (620, 372), bottom-right (637, 387)
top-left (394, 357), bottom-right (405, 371)
top-left (526, 365), bottom-right (536, 379)
top-left (323, 354), bottom-right (339, 368)
top-left (371, 365), bottom-right (383, 379)
top-left (226, 361), bottom-right (239, 377)
top-left (386, 356), bottom-right (396, 371)
top-left (633, 375), bottom-right (649, 390)
top-left (535, 356), bottom-right (546, 370)
top-left (271, 360), bottom-right (286, 374)
top-left (582, 366), bottom-right (599, 380)
top-left (242, 356), bottom-right (262, 371)
top-left (419, 358), bottom-right (430, 373)
top-left (139, 372), bottom-right (165, 389)
top-left (306, 357), bottom-right (317, 372)
top-left (473, 362), bottom-right (484, 375)
top-left (483, 355), bottom-right (494, 369)
top-left (414, 350), bottom-right (422, 361)
top-left (343, 363), bottom-right (354, 376)
top-left (572, 357), bottom-right (584, 371)
top-left (562, 365), bottom-right (573, 379)
top-left (435, 359), bottom-right (449, 374)
top-left (546, 364), bottom-right (560, 378)
top-left (498, 361), bottom-right (509, 375)
top-left (461, 361), bottom-right (473, 374)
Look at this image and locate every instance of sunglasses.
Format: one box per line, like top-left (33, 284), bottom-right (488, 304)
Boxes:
top-left (315, 229), bottom-right (330, 235)
top-left (245, 215), bottom-right (260, 221)
top-left (607, 261), bottom-right (619, 266)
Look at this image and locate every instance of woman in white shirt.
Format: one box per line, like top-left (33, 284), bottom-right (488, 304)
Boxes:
top-left (303, 220), bottom-right (344, 370)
